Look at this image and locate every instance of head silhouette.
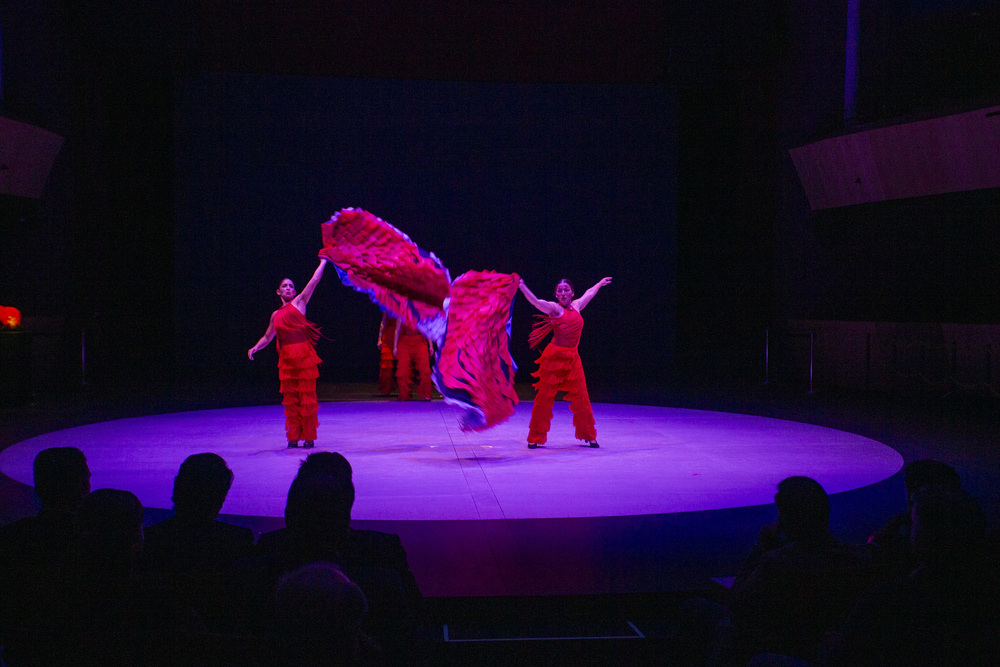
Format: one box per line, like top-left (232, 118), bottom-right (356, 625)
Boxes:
top-left (33, 446), bottom-right (91, 512)
top-left (903, 459), bottom-right (961, 503)
top-left (910, 486), bottom-right (985, 568)
top-left (775, 476), bottom-right (830, 541)
top-left (78, 488), bottom-right (145, 567)
top-left (172, 453), bottom-right (234, 520)
top-left (273, 561), bottom-right (368, 664)
top-left (285, 472), bottom-right (354, 551)
top-left (298, 451), bottom-right (353, 481)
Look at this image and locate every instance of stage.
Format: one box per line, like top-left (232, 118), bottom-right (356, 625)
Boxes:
top-left (0, 393), bottom-right (905, 597)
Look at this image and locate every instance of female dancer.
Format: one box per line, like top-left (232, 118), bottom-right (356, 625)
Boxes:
top-left (393, 319), bottom-right (434, 401)
top-left (376, 313), bottom-right (398, 396)
top-left (248, 259), bottom-right (327, 448)
top-left (518, 276), bottom-right (612, 448)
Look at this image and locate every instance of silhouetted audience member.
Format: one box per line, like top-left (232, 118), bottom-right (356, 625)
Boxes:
top-left (256, 452), bottom-right (420, 604)
top-left (141, 453), bottom-right (254, 629)
top-left (296, 450), bottom-right (355, 483)
top-left (144, 453), bottom-right (255, 572)
top-left (0, 447), bottom-right (91, 664)
top-left (823, 487), bottom-right (998, 666)
top-left (227, 452), bottom-right (421, 663)
top-left (13, 488), bottom-right (198, 666)
top-left (867, 459), bottom-right (962, 580)
top-left (271, 561), bottom-right (380, 666)
top-left (728, 476), bottom-right (872, 664)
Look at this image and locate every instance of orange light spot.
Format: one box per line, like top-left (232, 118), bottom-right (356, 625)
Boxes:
top-left (0, 306), bottom-right (22, 328)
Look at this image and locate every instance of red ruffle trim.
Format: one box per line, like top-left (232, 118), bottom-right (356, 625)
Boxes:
top-left (278, 341), bottom-right (320, 367)
top-left (531, 344), bottom-right (586, 392)
top-left (528, 315), bottom-right (555, 349)
top-left (278, 341), bottom-right (320, 391)
top-left (282, 392), bottom-right (318, 412)
top-left (274, 305), bottom-right (321, 347)
top-left (379, 346), bottom-right (396, 370)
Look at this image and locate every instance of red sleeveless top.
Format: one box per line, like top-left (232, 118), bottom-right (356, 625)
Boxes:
top-left (273, 303), bottom-right (321, 350)
top-left (529, 307), bottom-right (584, 349)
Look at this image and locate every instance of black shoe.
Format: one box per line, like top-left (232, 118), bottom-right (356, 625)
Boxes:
top-left (583, 441), bottom-right (600, 448)
top-left (287, 441), bottom-right (299, 448)
top-left (303, 440), bottom-right (315, 449)
top-left (528, 443), bottom-right (538, 449)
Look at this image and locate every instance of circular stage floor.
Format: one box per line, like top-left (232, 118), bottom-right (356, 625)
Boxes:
top-left (0, 400), bottom-right (902, 522)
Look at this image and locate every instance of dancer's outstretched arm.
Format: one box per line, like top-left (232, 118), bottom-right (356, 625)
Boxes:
top-left (573, 276), bottom-right (612, 312)
top-left (248, 313), bottom-right (277, 360)
top-left (292, 259), bottom-right (328, 315)
top-left (518, 280), bottom-right (561, 316)
top-left (378, 313), bottom-right (388, 349)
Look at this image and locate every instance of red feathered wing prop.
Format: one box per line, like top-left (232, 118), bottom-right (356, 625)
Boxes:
top-left (434, 270), bottom-right (520, 431)
top-left (319, 208), bottom-right (450, 345)
top-left (320, 208), bottom-right (519, 430)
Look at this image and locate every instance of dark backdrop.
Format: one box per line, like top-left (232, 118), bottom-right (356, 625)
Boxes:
top-left (173, 74), bottom-right (677, 386)
top-left (4, 0), bottom-right (999, 396)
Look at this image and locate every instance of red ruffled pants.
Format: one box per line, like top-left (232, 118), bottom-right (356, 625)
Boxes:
top-left (278, 341), bottom-right (320, 441)
top-left (396, 333), bottom-right (432, 401)
top-left (527, 344), bottom-right (596, 444)
top-left (378, 345), bottom-right (397, 395)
